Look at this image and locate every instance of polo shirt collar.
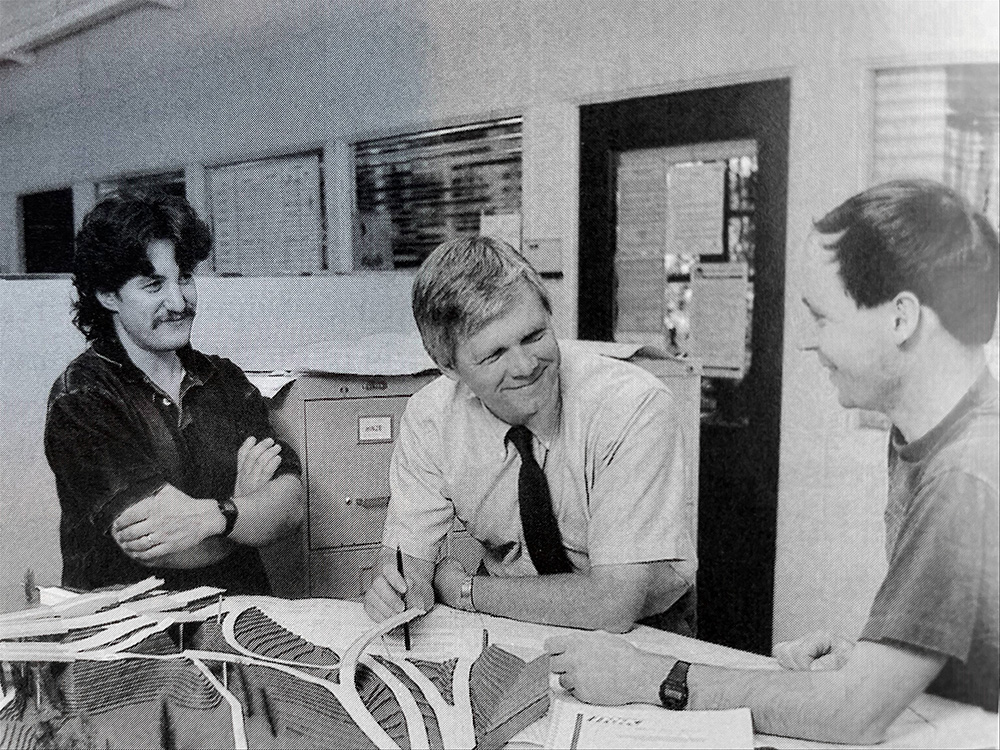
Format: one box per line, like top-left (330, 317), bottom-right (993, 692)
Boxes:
top-left (91, 335), bottom-right (216, 391)
top-left (892, 368), bottom-right (997, 462)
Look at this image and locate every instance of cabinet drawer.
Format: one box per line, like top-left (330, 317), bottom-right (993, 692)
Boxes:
top-left (304, 396), bottom-right (410, 549)
top-left (309, 547), bottom-right (382, 600)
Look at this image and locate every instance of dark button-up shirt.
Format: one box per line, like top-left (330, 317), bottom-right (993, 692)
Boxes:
top-left (44, 337), bottom-right (301, 594)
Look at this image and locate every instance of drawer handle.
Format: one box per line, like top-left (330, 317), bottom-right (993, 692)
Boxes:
top-left (350, 496), bottom-right (390, 509)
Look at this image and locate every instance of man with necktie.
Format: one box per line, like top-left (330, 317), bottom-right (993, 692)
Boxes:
top-left (364, 237), bottom-right (694, 632)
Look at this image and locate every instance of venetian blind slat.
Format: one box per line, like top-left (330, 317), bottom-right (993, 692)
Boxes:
top-left (873, 68), bottom-right (949, 184)
top-left (355, 118), bottom-right (523, 268)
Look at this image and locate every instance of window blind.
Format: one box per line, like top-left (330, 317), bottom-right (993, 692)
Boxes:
top-left (355, 117), bottom-right (523, 268)
top-left (874, 64), bottom-right (998, 227)
top-left (96, 171), bottom-right (186, 199)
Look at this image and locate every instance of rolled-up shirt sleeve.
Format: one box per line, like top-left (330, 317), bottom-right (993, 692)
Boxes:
top-left (383, 397), bottom-right (454, 563)
top-left (585, 386), bottom-right (697, 585)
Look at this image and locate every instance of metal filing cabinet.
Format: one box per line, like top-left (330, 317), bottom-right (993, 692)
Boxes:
top-left (261, 349), bottom-right (700, 600)
top-left (263, 371), bottom-right (438, 599)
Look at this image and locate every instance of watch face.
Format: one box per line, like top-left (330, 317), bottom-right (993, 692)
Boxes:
top-left (659, 683), bottom-right (686, 709)
top-left (659, 661), bottom-right (690, 710)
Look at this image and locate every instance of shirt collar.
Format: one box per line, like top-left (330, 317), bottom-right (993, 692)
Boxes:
top-left (91, 335), bottom-right (215, 391)
top-left (892, 368), bottom-right (998, 462)
top-left (455, 376), bottom-right (560, 457)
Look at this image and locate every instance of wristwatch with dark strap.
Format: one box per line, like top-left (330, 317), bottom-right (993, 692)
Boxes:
top-left (658, 659), bottom-right (690, 710)
top-left (217, 497), bottom-right (239, 537)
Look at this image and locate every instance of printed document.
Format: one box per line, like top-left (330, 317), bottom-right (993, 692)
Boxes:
top-left (544, 697), bottom-right (753, 749)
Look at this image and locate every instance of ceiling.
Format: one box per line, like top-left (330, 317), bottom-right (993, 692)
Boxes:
top-left (0, 0), bottom-right (182, 63)
top-left (0, 0), bottom-right (89, 42)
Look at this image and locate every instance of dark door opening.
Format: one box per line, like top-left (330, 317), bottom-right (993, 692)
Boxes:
top-left (21, 188), bottom-right (75, 274)
top-left (579, 79), bottom-right (790, 654)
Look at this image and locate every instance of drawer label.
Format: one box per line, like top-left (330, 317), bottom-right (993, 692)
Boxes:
top-left (358, 415), bottom-right (393, 443)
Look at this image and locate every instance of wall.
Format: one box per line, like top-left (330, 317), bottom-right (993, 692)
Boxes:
top-left (1, 0), bottom-right (997, 636)
top-left (0, 279), bottom-right (81, 612)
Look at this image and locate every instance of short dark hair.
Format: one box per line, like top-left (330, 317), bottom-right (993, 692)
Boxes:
top-left (412, 236), bottom-right (552, 369)
top-left (815, 179), bottom-right (999, 345)
top-left (72, 191), bottom-right (212, 342)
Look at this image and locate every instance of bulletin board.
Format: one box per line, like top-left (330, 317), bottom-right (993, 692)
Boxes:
top-left (208, 153), bottom-right (324, 276)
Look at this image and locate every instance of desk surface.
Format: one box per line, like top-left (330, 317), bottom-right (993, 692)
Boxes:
top-left (233, 596), bottom-right (998, 750)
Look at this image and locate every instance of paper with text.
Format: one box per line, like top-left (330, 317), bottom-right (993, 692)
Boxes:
top-left (545, 698), bottom-right (753, 750)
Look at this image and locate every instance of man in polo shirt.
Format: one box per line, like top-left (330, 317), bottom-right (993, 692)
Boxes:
top-left (44, 191), bottom-right (303, 594)
top-left (364, 236), bottom-right (695, 632)
top-left (546, 180), bottom-right (998, 741)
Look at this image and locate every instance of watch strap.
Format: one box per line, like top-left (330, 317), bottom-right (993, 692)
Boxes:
top-left (217, 498), bottom-right (238, 537)
top-left (458, 575), bottom-right (475, 612)
top-left (658, 659), bottom-right (690, 710)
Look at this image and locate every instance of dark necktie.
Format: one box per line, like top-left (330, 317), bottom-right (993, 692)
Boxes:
top-left (506, 425), bottom-right (573, 575)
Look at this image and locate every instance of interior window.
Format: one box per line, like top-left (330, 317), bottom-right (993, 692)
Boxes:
top-left (355, 117), bottom-right (523, 269)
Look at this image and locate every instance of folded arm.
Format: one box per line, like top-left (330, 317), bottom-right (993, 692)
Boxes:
top-left (225, 436), bottom-right (304, 547)
top-left (112, 436), bottom-right (303, 567)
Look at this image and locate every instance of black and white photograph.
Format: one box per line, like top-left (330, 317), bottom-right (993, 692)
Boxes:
top-left (0, 1), bottom-right (997, 747)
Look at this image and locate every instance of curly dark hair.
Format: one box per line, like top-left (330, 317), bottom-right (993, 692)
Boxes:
top-left (815, 179), bottom-right (999, 346)
top-left (72, 190), bottom-right (212, 342)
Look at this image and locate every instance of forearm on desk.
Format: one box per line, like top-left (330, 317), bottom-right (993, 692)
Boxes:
top-left (691, 664), bottom-right (888, 743)
top-left (626, 640), bottom-right (944, 744)
top-left (471, 563), bottom-right (661, 632)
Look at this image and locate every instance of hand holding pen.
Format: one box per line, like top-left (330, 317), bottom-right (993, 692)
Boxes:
top-left (363, 547), bottom-right (436, 626)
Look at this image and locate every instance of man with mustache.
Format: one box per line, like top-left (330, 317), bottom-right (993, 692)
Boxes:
top-left (44, 191), bottom-right (303, 594)
top-left (365, 237), bottom-right (695, 632)
top-left (546, 180), bottom-right (998, 742)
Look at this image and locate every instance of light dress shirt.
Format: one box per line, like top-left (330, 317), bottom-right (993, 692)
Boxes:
top-left (383, 342), bottom-right (696, 617)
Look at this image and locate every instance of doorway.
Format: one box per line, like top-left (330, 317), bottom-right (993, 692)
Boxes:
top-left (579, 79), bottom-right (790, 654)
top-left (20, 188), bottom-right (75, 274)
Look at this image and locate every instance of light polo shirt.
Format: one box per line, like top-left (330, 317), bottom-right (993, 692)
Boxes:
top-left (383, 342), bottom-right (696, 615)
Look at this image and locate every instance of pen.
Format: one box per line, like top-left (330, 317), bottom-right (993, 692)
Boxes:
top-left (396, 546), bottom-right (411, 650)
